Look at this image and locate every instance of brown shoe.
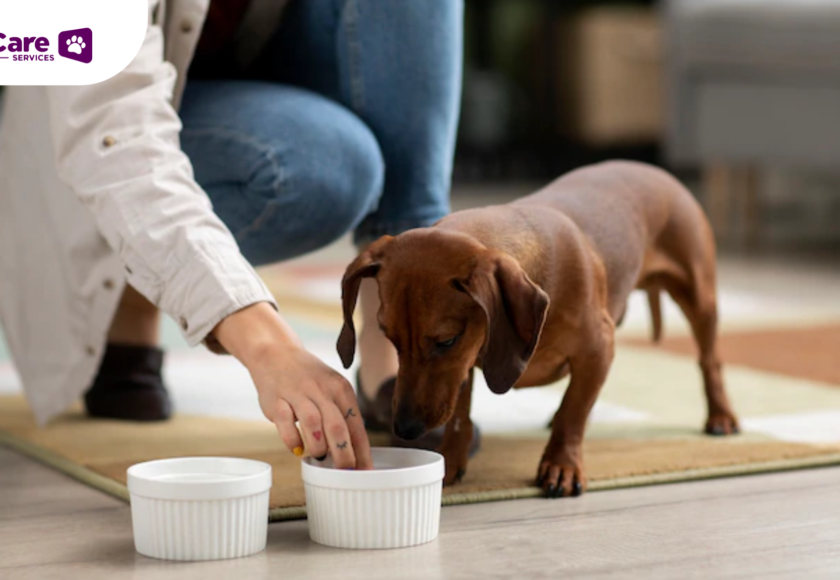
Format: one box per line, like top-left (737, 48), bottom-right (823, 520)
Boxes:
top-left (84, 344), bottom-right (172, 422)
top-left (356, 373), bottom-right (481, 457)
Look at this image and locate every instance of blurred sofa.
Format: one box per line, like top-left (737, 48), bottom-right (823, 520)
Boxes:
top-left (665, 0), bottom-right (840, 242)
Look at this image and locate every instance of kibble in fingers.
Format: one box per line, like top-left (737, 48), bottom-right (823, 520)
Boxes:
top-left (274, 400), bottom-right (304, 456)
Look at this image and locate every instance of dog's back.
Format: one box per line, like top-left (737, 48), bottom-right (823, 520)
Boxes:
top-left (515, 161), bottom-right (715, 320)
top-left (437, 160), bottom-right (715, 331)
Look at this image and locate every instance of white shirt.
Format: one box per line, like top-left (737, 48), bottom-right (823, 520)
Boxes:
top-left (0, 0), bottom-right (286, 424)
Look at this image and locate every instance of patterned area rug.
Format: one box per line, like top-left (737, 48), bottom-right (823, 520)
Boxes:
top-left (2, 256), bottom-right (840, 521)
top-left (627, 324), bottom-right (840, 387)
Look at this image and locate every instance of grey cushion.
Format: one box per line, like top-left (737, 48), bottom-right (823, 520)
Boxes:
top-left (671, 0), bottom-right (840, 73)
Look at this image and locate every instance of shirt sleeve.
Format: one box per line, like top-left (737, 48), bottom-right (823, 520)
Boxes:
top-left (44, 1), bottom-right (277, 352)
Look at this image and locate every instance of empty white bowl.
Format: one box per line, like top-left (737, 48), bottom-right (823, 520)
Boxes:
top-left (302, 448), bottom-right (444, 549)
top-left (127, 457), bottom-right (272, 561)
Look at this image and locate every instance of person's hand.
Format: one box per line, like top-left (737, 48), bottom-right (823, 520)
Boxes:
top-left (250, 342), bottom-right (373, 470)
top-left (212, 302), bottom-right (373, 470)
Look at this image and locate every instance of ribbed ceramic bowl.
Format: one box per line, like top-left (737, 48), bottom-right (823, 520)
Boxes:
top-left (127, 457), bottom-right (272, 561)
top-left (302, 448), bottom-right (444, 549)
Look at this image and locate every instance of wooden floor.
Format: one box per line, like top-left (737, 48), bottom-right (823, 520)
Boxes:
top-left (2, 447), bottom-right (840, 579)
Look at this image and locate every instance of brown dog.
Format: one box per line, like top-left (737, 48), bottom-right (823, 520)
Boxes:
top-left (337, 161), bottom-right (739, 497)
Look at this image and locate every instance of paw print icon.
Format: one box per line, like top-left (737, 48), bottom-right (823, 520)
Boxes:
top-left (67, 36), bottom-right (86, 55)
top-left (58, 28), bottom-right (92, 63)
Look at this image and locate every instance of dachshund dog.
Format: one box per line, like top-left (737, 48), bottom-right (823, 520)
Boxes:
top-left (337, 161), bottom-right (739, 497)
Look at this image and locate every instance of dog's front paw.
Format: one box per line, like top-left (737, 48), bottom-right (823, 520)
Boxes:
top-left (439, 420), bottom-right (473, 487)
top-left (705, 412), bottom-right (740, 436)
top-left (536, 451), bottom-right (586, 498)
top-left (443, 462), bottom-right (467, 486)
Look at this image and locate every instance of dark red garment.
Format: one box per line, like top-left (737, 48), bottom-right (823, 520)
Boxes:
top-left (195, 0), bottom-right (254, 57)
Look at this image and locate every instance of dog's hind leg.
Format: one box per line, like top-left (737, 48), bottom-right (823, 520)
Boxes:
top-left (663, 273), bottom-right (739, 435)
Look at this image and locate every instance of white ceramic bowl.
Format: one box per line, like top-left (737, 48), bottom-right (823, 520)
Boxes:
top-left (302, 448), bottom-right (444, 549)
top-left (127, 457), bottom-right (272, 561)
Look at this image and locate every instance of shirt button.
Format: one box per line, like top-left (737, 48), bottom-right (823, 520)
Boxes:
top-left (85, 346), bottom-right (96, 356)
top-left (181, 20), bottom-right (193, 33)
top-left (103, 279), bottom-right (115, 290)
top-left (102, 136), bottom-right (116, 148)
top-left (180, 317), bottom-right (189, 331)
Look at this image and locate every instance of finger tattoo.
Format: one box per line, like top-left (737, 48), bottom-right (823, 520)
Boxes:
top-left (344, 408), bottom-right (356, 420)
top-left (337, 441), bottom-right (348, 450)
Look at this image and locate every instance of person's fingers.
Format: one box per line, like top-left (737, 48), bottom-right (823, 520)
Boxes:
top-left (311, 378), bottom-right (357, 469)
top-left (274, 400), bottom-right (304, 457)
top-left (334, 380), bottom-right (373, 470)
top-left (292, 396), bottom-right (328, 459)
top-left (317, 398), bottom-right (356, 469)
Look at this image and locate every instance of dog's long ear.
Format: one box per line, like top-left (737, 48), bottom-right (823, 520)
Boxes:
top-left (466, 252), bottom-right (550, 394)
top-left (337, 236), bottom-right (394, 368)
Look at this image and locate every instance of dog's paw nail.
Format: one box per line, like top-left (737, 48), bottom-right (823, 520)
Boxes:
top-left (554, 470), bottom-right (566, 498)
top-left (456, 468), bottom-right (466, 480)
top-left (546, 484), bottom-right (557, 498)
top-left (731, 425), bottom-right (741, 434)
top-left (572, 481), bottom-right (583, 496)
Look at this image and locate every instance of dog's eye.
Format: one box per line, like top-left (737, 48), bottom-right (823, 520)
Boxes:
top-left (435, 335), bottom-right (460, 351)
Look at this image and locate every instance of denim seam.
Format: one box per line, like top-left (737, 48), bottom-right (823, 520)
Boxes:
top-left (181, 127), bottom-right (286, 242)
top-left (343, 0), bottom-right (365, 114)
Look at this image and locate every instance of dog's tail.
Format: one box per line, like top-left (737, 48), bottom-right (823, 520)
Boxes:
top-left (647, 288), bottom-right (662, 342)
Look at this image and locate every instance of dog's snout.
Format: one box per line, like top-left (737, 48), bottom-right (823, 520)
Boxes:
top-left (393, 415), bottom-right (427, 441)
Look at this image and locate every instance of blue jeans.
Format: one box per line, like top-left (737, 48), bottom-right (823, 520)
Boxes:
top-left (179, 0), bottom-right (463, 266)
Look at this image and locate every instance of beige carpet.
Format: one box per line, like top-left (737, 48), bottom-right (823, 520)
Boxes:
top-left (3, 391), bottom-right (840, 521)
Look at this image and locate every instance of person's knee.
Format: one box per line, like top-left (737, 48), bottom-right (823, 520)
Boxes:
top-left (286, 110), bottom-right (385, 246)
top-left (201, 91), bottom-right (386, 264)
top-left (325, 118), bottom-right (384, 227)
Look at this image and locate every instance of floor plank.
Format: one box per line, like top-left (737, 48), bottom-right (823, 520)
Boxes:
top-left (0, 449), bottom-right (123, 521)
top-left (2, 445), bottom-right (840, 579)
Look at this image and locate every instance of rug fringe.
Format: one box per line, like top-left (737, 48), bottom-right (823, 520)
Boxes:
top-left (4, 428), bottom-right (840, 523)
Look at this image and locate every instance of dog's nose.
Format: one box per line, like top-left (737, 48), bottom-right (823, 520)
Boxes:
top-left (393, 416), bottom-right (427, 441)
